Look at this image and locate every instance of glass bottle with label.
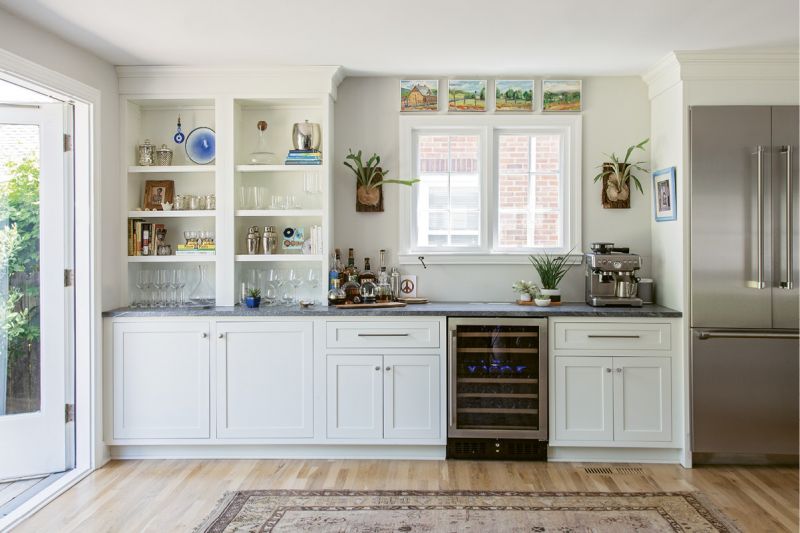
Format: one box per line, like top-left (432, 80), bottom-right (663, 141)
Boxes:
top-left (376, 249), bottom-right (392, 302)
top-left (344, 248), bottom-right (360, 281)
top-left (360, 257), bottom-right (375, 284)
top-left (327, 278), bottom-right (347, 305)
top-left (342, 274), bottom-right (361, 304)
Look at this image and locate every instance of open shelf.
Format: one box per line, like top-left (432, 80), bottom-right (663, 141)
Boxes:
top-left (128, 255), bottom-right (216, 263)
top-left (128, 210), bottom-right (217, 218)
top-left (128, 165), bottom-right (216, 173)
top-left (236, 164), bottom-right (323, 173)
top-left (235, 254), bottom-right (324, 262)
top-left (235, 209), bottom-right (323, 217)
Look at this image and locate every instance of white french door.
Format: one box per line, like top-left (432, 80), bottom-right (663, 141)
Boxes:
top-left (0, 102), bottom-right (74, 480)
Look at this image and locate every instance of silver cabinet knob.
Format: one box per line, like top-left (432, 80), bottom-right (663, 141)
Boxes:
top-left (385, 366), bottom-right (391, 371)
top-left (615, 368), bottom-right (622, 373)
top-left (200, 332), bottom-right (208, 339)
top-left (218, 333), bottom-right (224, 339)
top-left (605, 368), bottom-right (612, 373)
top-left (374, 366), bottom-right (381, 371)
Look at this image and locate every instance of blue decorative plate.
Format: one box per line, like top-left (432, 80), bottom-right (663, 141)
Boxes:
top-left (185, 127), bottom-right (216, 165)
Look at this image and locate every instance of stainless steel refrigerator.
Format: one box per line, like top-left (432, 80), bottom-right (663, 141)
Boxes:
top-left (690, 105), bottom-right (799, 463)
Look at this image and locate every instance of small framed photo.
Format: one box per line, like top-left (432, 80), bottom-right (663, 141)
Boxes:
top-left (542, 80), bottom-right (582, 112)
top-left (399, 274), bottom-right (417, 298)
top-left (401, 80), bottom-right (439, 112)
top-left (495, 80), bottom-right (534, 112)
top-left (653, 167), bottom-right (677, 221)
top-left (143, 180), bottom-right (174, 210)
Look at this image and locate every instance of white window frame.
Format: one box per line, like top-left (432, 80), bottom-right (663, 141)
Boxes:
top-left (399, 114), bottom-right (582, 265)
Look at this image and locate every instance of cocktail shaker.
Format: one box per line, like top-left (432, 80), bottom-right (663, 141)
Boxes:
top-left (390, 267), bottom-right (401, 301)
top-left (261, 225), bottom-right (277, 255)
top-left (246, 226), bottom-right (260, 255)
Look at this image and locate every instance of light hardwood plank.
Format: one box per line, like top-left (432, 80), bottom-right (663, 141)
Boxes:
top-left (14, 460), bottom-right (799, 533)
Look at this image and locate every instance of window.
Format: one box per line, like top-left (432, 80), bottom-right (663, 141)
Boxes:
top-left (399, 115), bottom-right (581, 264)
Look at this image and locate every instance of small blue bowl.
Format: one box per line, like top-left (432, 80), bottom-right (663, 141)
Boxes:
top-left (185, 126), bottom-right (215, 165)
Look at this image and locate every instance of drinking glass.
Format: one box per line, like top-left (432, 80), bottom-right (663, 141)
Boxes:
top-left (288, 268), bottom-right (304, 303)
top-left (134, 269), bottom-right (150, 308)
top-left (303, 171), bottom-right (320, 195)
top-left (153, 269), bottom-right (168, 307)
top-left (174, 268), bottom-right (187, 306)
top-left (270, 195), bottom-right (286, 210)
top-left (287, 194), bottom-right (301, 209)
top-left (305, 268), bottom-right (320, 304)
top-left (265, 268), bottom-right (280, 305)
top-left (165, 269), bottom-right (178, 307)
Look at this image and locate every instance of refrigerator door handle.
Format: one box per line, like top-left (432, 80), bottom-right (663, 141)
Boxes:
top-left (696, 330), bottom-right (800, 340)
top-left (747, 146), bottom-right (766, 289)
top-left (780, 145), bottom-right (793, 289)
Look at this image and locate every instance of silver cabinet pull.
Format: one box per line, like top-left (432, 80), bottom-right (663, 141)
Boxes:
top-left (615, 368), bottom-right (623, 373)
top-left (385, 366), bottom-right (391, 371)
top-left (200, 332), bottom-right (208, 339)
top-left (781, 145), bottom-right (794, 289)
top-left (218, 333), bottom-right (224, 339)
top-left (750, 146), bottom-right (766, 289)
top-left (697, 330), bottom-right (799, 340)
top-left (374, 366), bottom-right (381, 371)
top-left (587, 334), bottom-right (641, 339)
top-left (605, 368), bottom-right (612, 373)
top-left (358, 333), bottom-right (410, 337)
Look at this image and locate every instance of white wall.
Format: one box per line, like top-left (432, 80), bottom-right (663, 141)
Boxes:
top-left (334, 76), bottom-right (652, 302)
top-left (0, 6), bottom-right (121, 311)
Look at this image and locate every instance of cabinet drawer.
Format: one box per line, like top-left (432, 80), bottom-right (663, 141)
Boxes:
top-left (327, 321), bottom-right (440, 349)
top-left (553, 322), bottom-right (671, 351)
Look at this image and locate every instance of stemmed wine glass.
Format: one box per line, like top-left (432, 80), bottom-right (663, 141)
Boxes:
top-left (288, 268), bottom-right (304, 303)
top-left (135, 269), bottom-right (150, 308)
top-left (174, 268), bottom-right (187, 307)
top-left (153, 269), bottom-right (168, 308)
top-left (305, 268), bottom-right (320, 303)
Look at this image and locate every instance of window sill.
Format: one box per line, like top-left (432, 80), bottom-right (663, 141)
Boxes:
top-left (398, 252), bottom-right (584, 266)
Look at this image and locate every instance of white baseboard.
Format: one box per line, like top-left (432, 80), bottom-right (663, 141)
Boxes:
top-left (109, 444), bottom-right (447, 461)
top-left (548, 447), bottom-right (682, 464)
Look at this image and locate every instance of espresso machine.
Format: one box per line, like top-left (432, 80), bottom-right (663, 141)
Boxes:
top-left (585, 242), bottom-right (643, 307)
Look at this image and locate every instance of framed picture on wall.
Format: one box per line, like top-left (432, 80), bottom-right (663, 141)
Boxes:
top-left (653, 167), bottom-right (677, 221)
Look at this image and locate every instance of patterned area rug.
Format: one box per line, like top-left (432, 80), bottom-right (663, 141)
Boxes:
top-left (196, 490), bottom-right (739, 532)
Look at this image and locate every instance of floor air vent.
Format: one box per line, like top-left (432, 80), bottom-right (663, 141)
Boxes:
top-left (584, 466), bottom-right (646, 475)
top-left (447, 439), bottom-right (547, 460)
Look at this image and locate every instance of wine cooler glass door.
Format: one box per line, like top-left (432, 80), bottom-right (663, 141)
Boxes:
top-left (449, 319), bottom-right (547, 439)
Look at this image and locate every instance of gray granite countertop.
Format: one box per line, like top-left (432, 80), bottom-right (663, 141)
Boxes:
top-left (103, 302), bottom-right (681, 318)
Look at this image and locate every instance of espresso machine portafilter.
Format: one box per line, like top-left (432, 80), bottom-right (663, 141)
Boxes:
top-left (585, 242), bottom-right (643, 307)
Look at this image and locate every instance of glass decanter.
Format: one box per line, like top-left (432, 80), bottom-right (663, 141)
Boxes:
top-left (248, 120), bottom-right (278, 164)
top-left (189, 264), bottom-right (215, 306)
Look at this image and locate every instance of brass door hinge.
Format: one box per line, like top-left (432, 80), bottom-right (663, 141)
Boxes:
top-left (63, 133), bottom-right (72, 152)
top-left (64, 269), bottom-right (74, 287)
top-left (65, 403), bottom-right (74, 423)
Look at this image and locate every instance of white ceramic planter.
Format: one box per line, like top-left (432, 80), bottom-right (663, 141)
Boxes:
top-left (539, 288), bottom-right (561, 305)
top-left (518, 293), bottom-right (532, 302)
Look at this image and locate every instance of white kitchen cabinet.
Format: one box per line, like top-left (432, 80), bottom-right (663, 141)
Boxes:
top-left (383, 355), bottom-right (440, 440)
top-left (326, 355), bottom-right (384, 439)
top-left (613, 357), bottom-right (671, 442)
top-left (216, 321), bottom-right (313, 439)
top-left (554, 356), bottom-right (614, 441)
top-left (554, 355), bottom-right (671, 443)
top-left (113, 321), bottom-right (210, 439)
top-left (326, 354), bottom-right (441, 441)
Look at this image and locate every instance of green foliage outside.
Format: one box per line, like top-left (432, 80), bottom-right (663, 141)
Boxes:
top-left (0, 156), bottom-right (41, 374)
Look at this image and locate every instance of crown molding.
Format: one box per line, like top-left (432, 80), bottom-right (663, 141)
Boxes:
top-left (642, 49), bottom-right (799, 100)
top-left (116, 65), bottom-right (345, 99)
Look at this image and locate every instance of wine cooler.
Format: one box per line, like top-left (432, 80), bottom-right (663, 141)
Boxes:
top-left (447, 318), bottom-right (547, 460)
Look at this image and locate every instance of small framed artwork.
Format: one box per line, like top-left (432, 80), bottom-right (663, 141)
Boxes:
top-left (399, 275), bottom-right (417, 298)
top-left (495, 80), bottom-right (534, 111)
top-left (143, 180), bottom-right (174, 210)
top-left (448, 80), bottom-right (487, 112)
top-left (542, 80), bottom-right (582, 112)
top-left (401, 80), bottom-right (439, 112)
top-left (653, 167), bottom-right (677, 221)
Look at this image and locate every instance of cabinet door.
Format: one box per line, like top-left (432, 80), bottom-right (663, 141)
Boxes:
top-left (113, 321), bottom-right (210, 439)
top-left (326, 355), bottom-right (383, 439)
top-left (554, 356), bottom-right (613, 442)
top-left (613, 357), bottom-right (672, 442)
top-left (383, 355), bottom-right (440, 440)
top-left (216, 321), bottom-right (313, 438)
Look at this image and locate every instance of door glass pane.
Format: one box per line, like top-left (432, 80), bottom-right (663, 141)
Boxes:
top-left (0, 124), bottom-right (40, 416)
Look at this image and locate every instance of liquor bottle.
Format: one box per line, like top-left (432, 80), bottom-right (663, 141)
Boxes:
top-left (344, 248), bottom-right (359, 281)
top-left (342, 274), bottom-right (361, 304)
top-left (328, 251), bottom-right (340, 290)
top-left (360, 257), bottom-right (375, 284)
top-left (376, 250), bottom-right (392, 302)
top-left (327, 277), bottom-right (347, 305)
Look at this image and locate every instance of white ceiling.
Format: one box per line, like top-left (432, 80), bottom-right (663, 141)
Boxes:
top-left (1, 0), bottom-right (798, 76)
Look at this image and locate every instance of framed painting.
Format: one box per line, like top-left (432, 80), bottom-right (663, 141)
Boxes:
top-left (495, 80), bottom-right (534, 111)
top-left (542, 80), bottom-right (582, 112)
top-left (143, 180), bottom-right (175, 210)
top-left (448, 80), bottom-right (487, 112)
top-left (653, 167), bottom-right (677, 221)
top-left (401, 80), bottom-right (439, 112)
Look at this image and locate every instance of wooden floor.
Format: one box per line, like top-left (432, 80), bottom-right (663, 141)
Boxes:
top-left (14, 459), bottom-right (798, 532)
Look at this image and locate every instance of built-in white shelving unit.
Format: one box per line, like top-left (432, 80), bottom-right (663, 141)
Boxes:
top-left (118, 66), bottom-right (340, 306)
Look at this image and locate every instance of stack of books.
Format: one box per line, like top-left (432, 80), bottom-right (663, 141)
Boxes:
top-left (175, 244), bottom-right (215, 256)
top-left (285, 149), bottom-right (322, 165)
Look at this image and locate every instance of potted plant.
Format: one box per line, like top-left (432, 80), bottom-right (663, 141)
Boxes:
top-left (512, 280), bottom-right (538, 303)
top-left (344, 149), bottom-right (419, 212)
top-left (593, 138), bottom-right (649, 209)
top-left (244, 287), bottom-right (261, 308)
top-left (528, 250), bottom-right (578, 305)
